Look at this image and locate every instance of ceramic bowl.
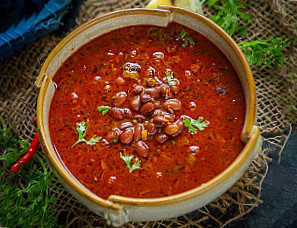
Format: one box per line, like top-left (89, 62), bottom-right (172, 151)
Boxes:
top-left (36, 6), bottom-right (261, 226)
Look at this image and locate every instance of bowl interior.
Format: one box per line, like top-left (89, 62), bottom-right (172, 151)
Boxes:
top-left (37, 6), bottom-right (256, 208)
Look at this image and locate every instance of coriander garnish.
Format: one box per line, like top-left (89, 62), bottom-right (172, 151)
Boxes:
top-left (183, 117), bottom-right (209, 134)
top-left (97, 106), bottom-right (110, 116)
top-left (72, 121), bottom-right (101, 148)
top-left (120, 153), bottom-right (141, 173)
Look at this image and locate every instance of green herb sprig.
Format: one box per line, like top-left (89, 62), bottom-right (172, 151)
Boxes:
top-left (208, 0), bottom-right (251, 36)
top-left (72, 121), bottom-right (101, 148)
top-left (183, 117), bottom-right (210, 134)
top-left (165, 69), bottom-right (177, 86)
top-left (238, 37), bottom-right (288, 66)
top-left (180, 29), bottom-right (195, 47)
top-left (97, 106), bottom-right (110, 116)
top-left (120, 153), bottom-right (141, 173)
top-left (0, 116), bottom-right (58, 227)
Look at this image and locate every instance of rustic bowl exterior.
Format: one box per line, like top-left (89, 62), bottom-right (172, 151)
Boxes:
top-left (36, 6), bottom-right (261, 226)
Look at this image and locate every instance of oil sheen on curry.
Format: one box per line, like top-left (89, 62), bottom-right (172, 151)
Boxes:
top-left (49, 22), bottom-right (245, 199)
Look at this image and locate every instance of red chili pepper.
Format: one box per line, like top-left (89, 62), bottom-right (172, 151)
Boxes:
top-left (11, 131), bottom-right (39, 173)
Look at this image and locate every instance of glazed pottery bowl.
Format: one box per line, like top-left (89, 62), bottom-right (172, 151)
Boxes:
top-left (36, 6), bottom-right (261, 226)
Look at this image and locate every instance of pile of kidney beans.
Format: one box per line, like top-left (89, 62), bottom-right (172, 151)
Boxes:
top-left (103, 76), bottom-right (192, 158)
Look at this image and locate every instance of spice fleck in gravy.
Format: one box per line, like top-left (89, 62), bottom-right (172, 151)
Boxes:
top-left (49, 22), bottom-right (245, 199)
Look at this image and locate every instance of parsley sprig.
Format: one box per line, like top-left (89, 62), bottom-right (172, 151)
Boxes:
top-left (183, 117), bottom-right (210, 134)
top-left (120, 153), bottom-right (141, 173)
top-left (165, 69), bottom-right (177, 86)
top-left (97, 106), bottom-right (110, 116)
top-left (72, 121), bottom-right (101, 148)
top-left (238, 37), bottom-right (288, 66)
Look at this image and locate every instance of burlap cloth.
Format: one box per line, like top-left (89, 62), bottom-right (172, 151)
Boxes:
top-left (0, 0), bottom-right (296, 227)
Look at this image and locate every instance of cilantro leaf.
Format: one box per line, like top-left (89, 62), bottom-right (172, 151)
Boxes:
top-left (180, 29), bottom-right (186, 39)
top-left (72, 121), bottom-right (101, 148)
top-left (185, 37), bottom-right (195, 45)
top-left (183, 117), bottom-right (209, 134)
top-left (238, 37), bottom-right (288, 66)
top-left (97, 106), bottom-right (110, 116)
top-left (85, 135), bottom-right (102, 146)
top-left (165, 69), bottom-right (177, 86)
top-left (120, 153), bottom-right (141, 173)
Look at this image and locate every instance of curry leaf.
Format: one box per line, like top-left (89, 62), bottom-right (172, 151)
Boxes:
top-left (120, 153), bottom-right (141, 173)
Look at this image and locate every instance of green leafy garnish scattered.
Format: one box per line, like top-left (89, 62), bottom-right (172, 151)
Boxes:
top-left (97, 106), bottom-right (110, 116)
top-left (238, 37), bottom-right (288, 66)
top-left (183, 118), bottom-right (210, 134)
top-left (120, 153), bottom-right (141, 173)
top-left (0, 116), bottom-right (58, 227)
top-left (185, 37), bottom-right (195, 45)
top-left (72, 121), bottom-right (101, 148)
top-left (180, 29), bottom-right (186, 39)
top-left (208, 0), bottom-right (251, 36)
top-left (179, 29), bottom-right (195, 47)
top-left (165, 69), bottom-right (177, 86)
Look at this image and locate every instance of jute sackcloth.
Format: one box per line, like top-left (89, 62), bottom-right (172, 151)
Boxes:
top-left (0, 0), bottom-right (296, 227)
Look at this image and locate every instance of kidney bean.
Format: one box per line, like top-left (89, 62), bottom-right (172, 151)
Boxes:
top-left (153, 115), bottom-right (169, 126)
top-left (116, 77), bottom-right (125, 85)
top-left (122, 108), bottom-right (132, 118)
top-left (153, 109), bottom-right (175, 121)
top-left (130, 95), bottom-right (141, 111)
top-left (119, 122), bottom-right (133, 130)
top-left (134, 124), bottom-right (144, 142)
top-left (145, 87), bottom-right (160, 99)
top-left (160, 85), bottom-right (171, 99)
top-left (109, 108), bottom-right (124, 120)
top-left (170, 85), bottom-right (179, 94)
top-left (140, 102), bottom-right (155, 115)
top-left (106, 128), bottom-right (122, 143)
top-left (113, 92), bottom-right (127, 107)
top-left (164, 124), bottom-right (179, 135)
top-left (134, 114), bottom-right (145, 123)
top-left (163, 99), bottom-right (181, 112)
top-left (131, 85), bottom-right (144, 95)
top-left (154, 100), bottom-right (161, 108)
top-left (120, 128), bottom-right (134, 144)
top-left (140, 91), bottom-right (153, 103)
top-left (135, 141), bottom-right (149, 158)
top-left (146, 123), bottom-right (156, 134)
top-left (172, 118), bottom-right (185, 136)
top-left (155, 134), bottom-right (169, 144)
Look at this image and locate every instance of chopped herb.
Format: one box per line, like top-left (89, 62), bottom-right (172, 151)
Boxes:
top-left (208, 0), bottom-right (251, 36)
top-left (165, 69), bottom-right (177, 85)
top-left (238, 37), bottom-right (288, 66)
top-left (72, 121), bottom-right (101, 148)
top-left (97, 106), bottom-right (110, 115)
top-left (185, 37), bottom-right (195, 45)
top-left (183, 117), bottom-right (209, 134)
top-left (120, 153), bottom-right (141, 173)
top-left (180, 29), bottom-right (186, 39)
top-left (179, 29), bottom-right (195, 47)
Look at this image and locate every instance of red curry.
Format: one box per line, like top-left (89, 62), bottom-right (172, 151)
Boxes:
top-left (49, 22), bottom-right (245, 199)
